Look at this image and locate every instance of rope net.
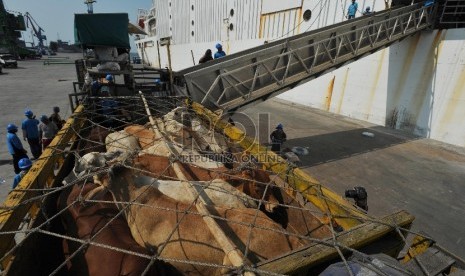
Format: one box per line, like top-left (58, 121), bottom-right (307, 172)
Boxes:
top-left (0, 95), bottom-right (437, 275)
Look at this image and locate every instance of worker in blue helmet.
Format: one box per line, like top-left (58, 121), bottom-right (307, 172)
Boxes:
top-left (106, 74), bottom-right (114, 83)
top-left (21, 109), bottom-right (41, 159)
top-left (12, 158), bottom-right (32, 189)
top-left (363, 6), bottom-right (372, 15)
top-left (214, 43), bottom-right (226, 59)
top-left (270, 123), bottom-right (287, 153)
top-left (6, 123), bottom-right (29, 174)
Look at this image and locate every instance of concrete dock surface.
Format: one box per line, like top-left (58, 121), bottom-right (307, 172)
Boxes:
top-left (0, 54), bottom-right (464, 259)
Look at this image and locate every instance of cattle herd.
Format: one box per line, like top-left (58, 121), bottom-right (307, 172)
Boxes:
top-left (56, 106), bottom-right (329, 275)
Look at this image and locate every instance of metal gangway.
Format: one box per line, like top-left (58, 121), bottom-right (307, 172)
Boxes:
top-left (175, 2), bottom-right (436, 112)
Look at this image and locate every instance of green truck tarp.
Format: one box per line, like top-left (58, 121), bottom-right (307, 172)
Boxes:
top-left (74, 13), bottom-right (130, 48)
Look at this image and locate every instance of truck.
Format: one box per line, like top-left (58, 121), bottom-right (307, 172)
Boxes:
top-left (1, 9), bottom-right (464, 276)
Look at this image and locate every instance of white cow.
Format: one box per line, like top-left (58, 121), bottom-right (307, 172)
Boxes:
top-left (133, 175), bottom-right (258, 209)
top-left (105, 130), bottom-right (140, 153)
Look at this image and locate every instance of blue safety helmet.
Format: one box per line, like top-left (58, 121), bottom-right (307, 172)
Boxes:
top-left (216, 43), bottom-right (222, 49)
top-left (24, 109), bottom-right (33, 117)
top-left (106, 74), bottom-right (114, 82)
top-left (6, 124), bottom-right (18, 132)
top-left (18, 158), bottom-right (32, 170)
top-left (276, 123), bottom-right (283, 129)
top-left (366, 6), bottom-right (371, 11)
top-left (40, 115), bottom-right (48, 123)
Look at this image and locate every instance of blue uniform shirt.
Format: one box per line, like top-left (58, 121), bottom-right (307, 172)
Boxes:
top-left (6, 133), bottom-right (24, 154)
top-left (214, 51), bottom-right (226, 59)
top-left (348, 2), bottom-right (358, 16)
top-left (22, 118), bottom-right (40, 139)
top-left (12, 170), bottom-right (27, 189)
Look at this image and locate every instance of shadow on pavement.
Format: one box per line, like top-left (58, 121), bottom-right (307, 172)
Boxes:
top-left (285, 126), bottom-right (420, 168)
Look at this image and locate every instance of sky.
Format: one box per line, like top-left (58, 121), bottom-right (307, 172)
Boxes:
top-left (3, 0), bottom-right (152, 51)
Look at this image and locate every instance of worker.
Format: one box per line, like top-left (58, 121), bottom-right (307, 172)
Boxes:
top-left (22, 109), bottom-right (41, 159)
top-left (91, 80), bottom-right (101, 96)
top-left (6, 124), bottom-right (29, 174)
top-left (39, 115), bottom-right (58, 151)
top-left (12, 158), bottom-right (32, 189)
top-left (106, 74), bottom-right (114, 84)
top-left (347, 0), bottom-right (358, 19)
top-left (49, 106), bottom-right (65, 129)
top-left (363, 6), bottom-right (372, 15)
top-left (424, 0), bottom-right (434, 7)
top-left (270, 123), bottom-right (287, 153)
top-left (199, 49), bottom-right (213, 64)
top-left (214, 43), bottom-right (226, 59)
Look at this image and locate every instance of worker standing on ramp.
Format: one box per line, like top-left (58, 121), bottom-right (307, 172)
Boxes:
top-left (22, 110), bottom-right (42, 159)
top-left (347, 0), bottom-right (358, 19)
top-left (214, 43), bottom-right (226, 59)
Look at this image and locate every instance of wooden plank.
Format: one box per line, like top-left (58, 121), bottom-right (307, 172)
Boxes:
top-left (191, 102), bottom-right (368, 230)
top-left (0, 106), bottom-right (85, 265)
top-left (139, 93), bottom-right (253, 273)
top-left (256, 210), bottom-right (415, 275)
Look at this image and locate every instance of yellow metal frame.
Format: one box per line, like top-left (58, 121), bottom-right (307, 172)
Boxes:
top-left (0, 105), bottom-right (85, 270)
top-left (190, 102), bottom-right (370, 230)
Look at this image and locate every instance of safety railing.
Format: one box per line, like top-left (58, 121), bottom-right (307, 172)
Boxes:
top-left (179, 3), bottom-right (435, 112)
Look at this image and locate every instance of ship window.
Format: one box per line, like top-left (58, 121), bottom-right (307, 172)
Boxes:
top-left (169, 15), bottom-right (171, 19)
top-left (229, 23), bottom-right (234, 31)
top-left (230, 9), bottom-right (234, 17)
top-left (303, 10), bottom-right (312, 21)
top-left (192, 31), bottom-right (194, 36)
top-left (169, 2), bottom-right (171, 7)
top-left (191, 5), bottom-right (194, 10)
top-left (192, 20), bottom-right (194, 26)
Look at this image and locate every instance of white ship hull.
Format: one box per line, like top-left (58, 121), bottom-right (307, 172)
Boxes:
top-left (136, 0), bottom-right (465, 147)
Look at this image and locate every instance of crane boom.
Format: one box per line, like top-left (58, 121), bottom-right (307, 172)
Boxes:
top-left (24, 12), bottom-right (46, 49)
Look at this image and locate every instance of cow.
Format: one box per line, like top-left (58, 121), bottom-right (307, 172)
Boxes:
top-left (124, 125), bottom-right (159, 149)
top-left (222, 167), bottom-right (280, 213)
top-left (105, 130), bottom-right (141, 153)
top-left (133, 175), bottom-right (258, 209)
top-left (58, 182), bottom-right (182, 276)
top-left (91, 164), bottom-right (304, 275)
top-left (66, 151), bottom-right (123, 186)
top-left (77, 125), bottom-right (110, 155)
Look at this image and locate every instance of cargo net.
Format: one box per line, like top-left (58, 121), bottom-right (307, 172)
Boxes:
top-left (1, 96), bottom-right (433, 276)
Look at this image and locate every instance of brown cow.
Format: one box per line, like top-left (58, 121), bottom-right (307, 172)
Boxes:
top-left (135, 154), bottom-right (280, 212)
top-left (221, 168), bottom-right (280, 213)
top-left (77, 125), bottom-right (110, 155)
top-left (95, 165), bottom-right (304, 275)
top-left (58, 182), bottom-right (181, 276)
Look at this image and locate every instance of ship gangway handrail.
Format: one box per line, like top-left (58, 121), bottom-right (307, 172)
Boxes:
top-left (175, 2), bottom-right (435, 112)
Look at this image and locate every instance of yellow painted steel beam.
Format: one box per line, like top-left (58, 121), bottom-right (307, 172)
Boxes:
top-left (257, 210), bottom-right (415, 275)
top-left (190, 102), bottom-right (369, 230)
top-left (0, 105), bottom-right (85, 269)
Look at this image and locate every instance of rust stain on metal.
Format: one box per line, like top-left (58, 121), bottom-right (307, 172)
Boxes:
top-left (366, 48), bottom-right (387, 119)
top-left (409, 30), bottom-right (445, 129)
top-left (391, 33), bottom-right (421, 109)
top-left (297, 8), bottom-right (302, 34)
top-left (439, 51), bottom-right (465, 133)
top-left (336, 68), bottom-right (350, 114)
top-left (325, 76), bottom-right (336, 111)
top-left (259, 15), bottom-right (264, 39)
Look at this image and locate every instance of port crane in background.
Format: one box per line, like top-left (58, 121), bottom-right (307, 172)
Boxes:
top-left (24, 12), bottom-right (47, 53)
